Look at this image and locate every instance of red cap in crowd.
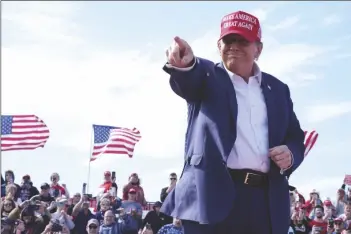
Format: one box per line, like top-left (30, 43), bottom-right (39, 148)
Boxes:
top-left (323, 200), bottom-right (332, 206)
top-left (104, 171), bottom-right (111, 176)
top-left (219, 10), bottom-right (261, 42)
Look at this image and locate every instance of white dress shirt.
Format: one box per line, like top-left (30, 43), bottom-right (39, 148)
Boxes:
top-left (223, 63), bottom-right (270, 173)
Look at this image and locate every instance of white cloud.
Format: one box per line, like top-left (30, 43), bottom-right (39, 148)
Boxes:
top-left (323, 14), bottom-right (342, 26)
top-left (305, 102), bottom-right (351, 123)
top-left (267, 16), bottom-right (300, 31)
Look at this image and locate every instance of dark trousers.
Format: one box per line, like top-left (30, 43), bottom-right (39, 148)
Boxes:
top-left (182, 174), bottom-right (272, 234)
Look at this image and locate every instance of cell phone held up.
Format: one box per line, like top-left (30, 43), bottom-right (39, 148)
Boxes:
top-left (328, 219), bottom-right (334, 228)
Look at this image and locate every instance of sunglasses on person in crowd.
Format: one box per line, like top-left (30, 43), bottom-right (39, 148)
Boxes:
top-left (89, 225), bottom-right (98, 229)
top-left (170, 178), bottom-right (177, 181)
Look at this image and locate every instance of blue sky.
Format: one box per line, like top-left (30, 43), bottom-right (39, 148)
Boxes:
top-left (2, 1), bottom-right (351, 202)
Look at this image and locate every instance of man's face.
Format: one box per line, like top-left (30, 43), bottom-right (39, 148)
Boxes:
top-left (100, 201), bottom-right (110, 211)
top-left (73, 194), bottom-right (81, 203)
top-left (104, 174), bottom-right (111, 182)
top-left (315, 208), bottom-right (323, 218)
top-left (51, 176), bottom-right (58, 184)
top-left (83, 202), bottom-right (90, 210)
top-left (154, 206), bottom-right (160, 212)
top-left (104, 211), bottom-right (115, 225)
top-left (87, 223), bottom-right (98, 234)
top-left (218, 34), bottom-right (262, 72)
top-left (40, 188), bottom-right (49, 196)
top-left (334, 221), bottom-right (344, 232)
top-left (130, 176), bottom-right (138, 183)
top-left (170, 176), bottom-right (177, 183)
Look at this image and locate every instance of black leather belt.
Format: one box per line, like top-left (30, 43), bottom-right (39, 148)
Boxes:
top-left (227, 168), bottom-right (269, 188)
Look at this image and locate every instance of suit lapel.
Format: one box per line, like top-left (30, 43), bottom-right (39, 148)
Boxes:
top-left (218, 62), bottom-right (238, 132)
top-left (261, 73), bottom-right (276, 148)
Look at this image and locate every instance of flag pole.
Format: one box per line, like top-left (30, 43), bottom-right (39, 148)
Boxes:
top-left (87, 126), bottom-right (94, 194)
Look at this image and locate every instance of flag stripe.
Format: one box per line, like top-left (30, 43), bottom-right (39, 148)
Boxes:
top-left (303, 130), bottom-right (318, 157)
top-left (1, 115), bottom-right (50, 151)
top-left (91, 125), bottom-right (141, 161)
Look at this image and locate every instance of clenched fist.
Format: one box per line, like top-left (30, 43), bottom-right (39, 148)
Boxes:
top-left (166, 36), bottom-right (194, 68)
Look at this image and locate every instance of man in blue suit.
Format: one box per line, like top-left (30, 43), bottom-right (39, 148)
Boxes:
top-left (160, 10), bottom-right (305, 234)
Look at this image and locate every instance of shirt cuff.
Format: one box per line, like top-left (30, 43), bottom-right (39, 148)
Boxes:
top-left (164, 57), bottom-right (196, 71)
top-left (280, 150), bottom-right (294, 175)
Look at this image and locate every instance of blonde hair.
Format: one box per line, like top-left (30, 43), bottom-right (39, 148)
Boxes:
top-left (5, 184), bottom-right (17, 197)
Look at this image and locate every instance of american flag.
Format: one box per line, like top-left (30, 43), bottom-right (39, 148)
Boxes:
top-left (304, 130), bottom-right (319, 157)
top-left (91, 124), bottom-right (141, 161)
top-left (1, 115), bottom-right (50, 151)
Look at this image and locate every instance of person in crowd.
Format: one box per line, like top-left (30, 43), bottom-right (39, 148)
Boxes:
top-left (98, 209), bottom-right (137, 234)
top-left (1, 216), bottom-right (17, 234)
top-left (67, 193), bottom-right (81, 215)
top-left (96, 198), bottom-right (112, 225)
top-left (122, 173), bottom-right (147, 207)
top-left (121, 188), bottom-right (143, 232)
top-left (290, 204), bottom-right (310, 234)
top-left (141, 201), bottom-right (168, 234)
top-left (1, 197), bottom-right (16, 218)
top-left (99, 171), bottom-right (118, 195)
top-left (160, 173), bottom-right (177, 203)
top-left (87, 219), bottom-right (100, 234)
top-left (306, 189), bottom-right (323, 217)
top-left (335, 189), bottom-right (347, 216)
top-left (97, 192), bottom-right (122, 212)
top-left (50, 197), bottom-right (75, 231)
top-left (290, 185), bottom-right (306, 204)
top-left (326, 217), bottom-right (346, 234)
top-left (307, 205), bottom-right (328, 233)
top-left (19, 174), bottom-right (39, 202)
top-left (157, 218), bottom-right (183, 234)
top-left (324, 199), bottom-right (337, 219)
top-left (30, 183), bottom-right (56, 213)
top-left (50, 172), bottom-right (70, 199)
top-left (338, 201), bottom-right (351, 225)
top-left (4, 170), bottom-right (21, 200)
top-left (41, 218), bottom-right (71, 234)
top-left (71, 194), bottom-right (96, 234)
top-left (4, 184), bottom-right (21, 204)
top-left (7, 200), bottom-right (48, 234)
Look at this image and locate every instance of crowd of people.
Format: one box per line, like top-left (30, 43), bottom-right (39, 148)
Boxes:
top-left (1, 169), bottom-right (350, 234)
top-left (288, 185), bottom-right (351, 234)
top-left (1, 170), bottom-right (183, 234)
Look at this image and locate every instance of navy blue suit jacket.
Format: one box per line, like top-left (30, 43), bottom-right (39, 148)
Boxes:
top-left (160, 58), bottom-right (305, 234)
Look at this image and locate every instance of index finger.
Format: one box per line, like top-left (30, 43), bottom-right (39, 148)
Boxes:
top-left (174, 36), bottom-right (186, 49)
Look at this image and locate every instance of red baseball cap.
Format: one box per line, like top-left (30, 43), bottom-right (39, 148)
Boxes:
top-left (104, 171), bottom-right (111, 176)
top-left (219, 11), bottom-right (261, 42)
top-left (324, 200), bottom-right (332, 206)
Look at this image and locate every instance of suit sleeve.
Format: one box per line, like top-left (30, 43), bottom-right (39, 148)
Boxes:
top-left (160, 187), bottom-right (168, 202)
top-left (282, 84), bottom-right (305, 177)
top-left (164, 57), bottom-right (208, 102)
